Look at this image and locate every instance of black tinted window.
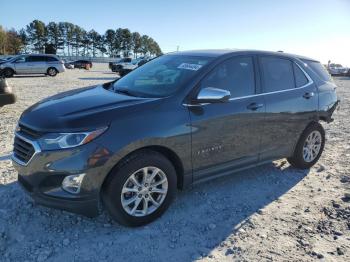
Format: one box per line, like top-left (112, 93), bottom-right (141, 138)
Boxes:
top-left (28, 56), bottom-right (46, 62)
top-left (302, 60), bottom-right (331, 82)
top-left (46, 56), bottom-right (58, 62)
top-left (200, 57), bottom-right (255, 98)
top-left (293, 63), bottom-right (308, 87)
top-left (260, 57), bottom-right (295, 92)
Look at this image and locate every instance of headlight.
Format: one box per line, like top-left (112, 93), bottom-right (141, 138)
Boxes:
top-left (38, 127), bottom-right (108, 150)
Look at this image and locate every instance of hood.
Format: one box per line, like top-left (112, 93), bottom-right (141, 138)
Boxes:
top-left (20, 84), bottom-right (160, 132)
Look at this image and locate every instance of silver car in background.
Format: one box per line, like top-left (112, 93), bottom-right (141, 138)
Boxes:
top-left (327, 63), bottom-right (348, 76)
top-left (0, 54), bottom-right (65, 77)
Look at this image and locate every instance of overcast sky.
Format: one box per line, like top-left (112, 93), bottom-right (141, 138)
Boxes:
top-left (1, 0), bottom-right (349, 65)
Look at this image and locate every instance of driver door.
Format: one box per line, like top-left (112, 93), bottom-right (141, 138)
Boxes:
top-left (14, 56), bottom-right (29, 74)
top-left (188, 56), bottom-right (266, 181)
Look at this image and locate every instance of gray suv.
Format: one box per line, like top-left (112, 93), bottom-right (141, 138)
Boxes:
top-left (0, 54), bottom-right (65, 77)
top-left (12, 50), bottom-right (339, 226)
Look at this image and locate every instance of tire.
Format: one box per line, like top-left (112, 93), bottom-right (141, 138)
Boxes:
top-left (3, 68), bottom-right (14, 78)
top-left (287, 122), bottom-right (325, 169)
top-left (115, 65), bottom-right (122, 72)
top-left (47, 67), bottom-right (58, 77)
top-left (102, 150), bottom-right (177, 227)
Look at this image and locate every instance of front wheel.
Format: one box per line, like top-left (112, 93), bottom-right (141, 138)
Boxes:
top-left (102, 150), bottom-right (177, 227)
top-left (287, 122), bottom-right (325, 169)
top-left (3, 68), bottom-right (14, 78)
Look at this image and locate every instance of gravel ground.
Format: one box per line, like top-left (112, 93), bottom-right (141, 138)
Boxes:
top-left (0, 64), bottom-right (349, 262)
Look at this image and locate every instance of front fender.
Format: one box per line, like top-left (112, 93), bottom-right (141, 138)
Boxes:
top-left (91, 102), bottom-right (192, 191)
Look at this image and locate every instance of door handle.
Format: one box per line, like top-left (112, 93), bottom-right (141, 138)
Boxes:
top-left (247, 102), bottom-right (264, 111)
top-left (303, 92), bottom-right (314, 99)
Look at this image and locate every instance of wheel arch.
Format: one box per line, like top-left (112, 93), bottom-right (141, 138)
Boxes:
top-left (3, 67), bottom-right (15, 76)
top-left (101, 145), bottom-right (185, 192)
top-left (290, 120), bottom-right (324, 157)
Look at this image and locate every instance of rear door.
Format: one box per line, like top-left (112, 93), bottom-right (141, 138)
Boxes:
top-left (258, 56), bottom-right (318, 160)
top-left (29, 56), bottom-right (47, 73)
top-left (189, 56), bottom-right (266, 181)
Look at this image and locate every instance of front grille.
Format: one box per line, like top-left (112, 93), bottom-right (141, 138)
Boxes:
top-left (13, 136), bottom-right (35, 163)
top-left (18, 124), bottom-right (42, 139)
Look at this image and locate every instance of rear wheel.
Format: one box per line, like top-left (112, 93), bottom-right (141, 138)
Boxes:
top-left (287, 122), bottom-right (325, 169)
top-left (47, 67), bottom-right (58, 77)
top-left (102, 150), bottom-right (177, 227)
top-left (3, 68), bottom-right (14, 78)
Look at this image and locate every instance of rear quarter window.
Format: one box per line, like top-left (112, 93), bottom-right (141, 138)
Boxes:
top-left (293, 63), bottom-right (309, 87)
top-left (302, 60), bottom-right (331, 82)
top-left (46, 56), bottom-right (58, 62)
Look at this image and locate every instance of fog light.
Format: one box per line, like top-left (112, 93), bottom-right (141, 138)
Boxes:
top-left (62, 173), bottom-right (86, 194)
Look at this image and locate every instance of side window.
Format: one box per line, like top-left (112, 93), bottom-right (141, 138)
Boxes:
top-left (39, 56), bottom-right (47, 62)
top-left (46, 56), bottom-right (58, 62)
top-left (260, 57), bottom-right (295, 92)
top-left (27, 56), bottom-right (45, 62)
top-left (293, 63), bottom-right (309, 87)
top-left (26, 56), bottom-right (35, 62)
top-left (15, 56), bottom-right (26, 63)
top-left (200, 56), bottom-right (255, 98)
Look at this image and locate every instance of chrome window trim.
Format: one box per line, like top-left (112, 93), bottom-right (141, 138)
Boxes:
top-left (183, 61), bottom-right (314, 107)
top-left (295, 61), bottom-right (313, 84)
top-left (12, 132), bottom-right (41, 166)
top-left (228, 80), bottom-right (314, 101)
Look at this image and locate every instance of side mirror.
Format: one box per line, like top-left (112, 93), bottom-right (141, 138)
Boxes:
top-left (194, 87), bottom-right (231, 103)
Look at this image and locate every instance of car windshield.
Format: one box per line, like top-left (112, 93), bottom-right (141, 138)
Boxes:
top-left (4, 56), bottom-right (17, 62)
top-left (112, 55), bottom-right (213, 97)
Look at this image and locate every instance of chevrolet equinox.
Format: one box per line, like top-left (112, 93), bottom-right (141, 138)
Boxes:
top-left (12, 50), bottom-right (339, 226)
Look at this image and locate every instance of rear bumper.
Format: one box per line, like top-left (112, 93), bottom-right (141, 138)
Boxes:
top-left (323, 99), bottom-right (340, 123)
top-left (58, 66), bottom-right (66, 73)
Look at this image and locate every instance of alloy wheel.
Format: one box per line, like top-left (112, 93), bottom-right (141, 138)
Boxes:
top-left (303, 130), bottom-right (322, 162)
top-left (48, 68), bottom-right (57, 76)
top-left (121, 166), bottom-right (168, 217)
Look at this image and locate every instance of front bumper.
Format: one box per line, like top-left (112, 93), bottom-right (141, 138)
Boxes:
top-left (17, 173), bottom-right (99, 217)
top-left (12, 134), bottom-right (112, 217)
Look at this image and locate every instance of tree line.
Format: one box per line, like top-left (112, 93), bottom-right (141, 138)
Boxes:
top-left (0, 26), bottom-right (23, 55)
top-left (0, 20), bottom-right (162, 57)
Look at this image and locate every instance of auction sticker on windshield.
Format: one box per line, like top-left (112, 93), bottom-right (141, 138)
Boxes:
top-left (178, 63), bottom-right (202, 71)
